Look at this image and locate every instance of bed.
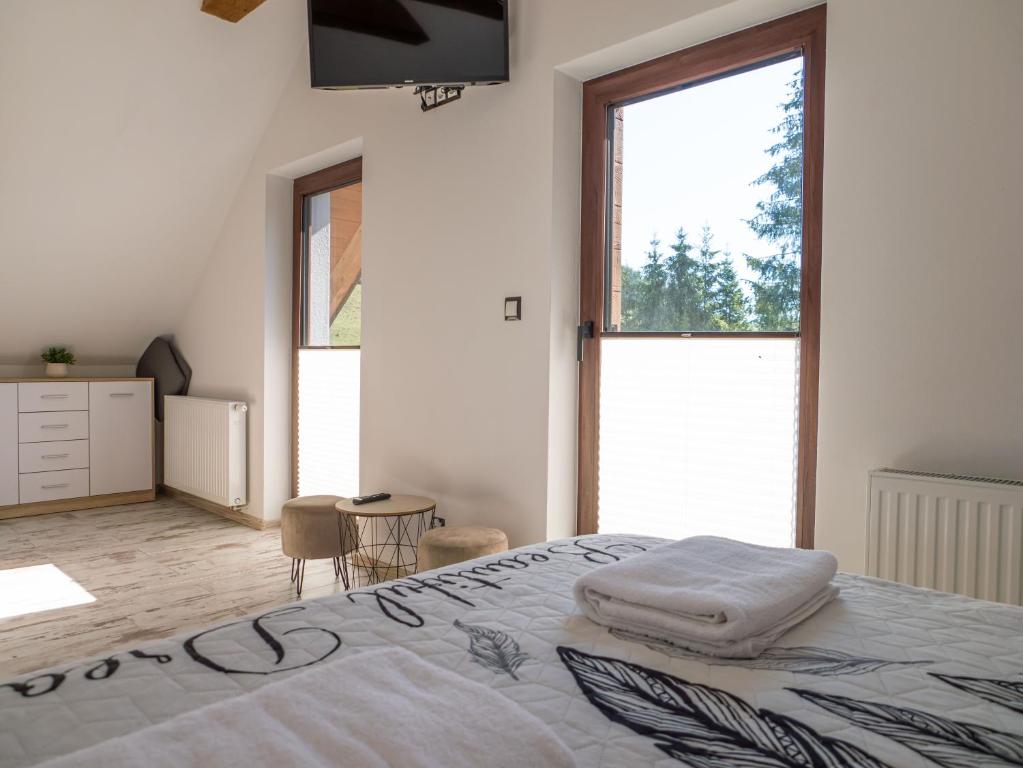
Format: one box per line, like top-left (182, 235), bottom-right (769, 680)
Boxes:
top-left (3, 534), bottom-right (1023, 767)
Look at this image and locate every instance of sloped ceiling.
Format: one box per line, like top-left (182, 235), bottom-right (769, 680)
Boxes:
top-left (0, 0), bottom-right (306, 365)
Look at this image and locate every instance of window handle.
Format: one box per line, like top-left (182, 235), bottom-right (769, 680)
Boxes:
top-left (577, 321), bottom-right (594, 363)
top-left (42, 453), bottom-right (70, 459)
top-left (40, 394), bottom-right (69, 399)
top-left (42, 483), bottom-right (70, 490)
top-left (41, 424), bottom-right (69, 430)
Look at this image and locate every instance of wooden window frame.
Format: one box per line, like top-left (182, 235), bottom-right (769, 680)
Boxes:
top-left (576, 6), bottom-right (826, 547)
top-left (291, 157), bottom-right (363, 497)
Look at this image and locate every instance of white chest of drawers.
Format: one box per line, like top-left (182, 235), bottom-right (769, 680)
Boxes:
top-left (0, 378), bottom-right (155, 519)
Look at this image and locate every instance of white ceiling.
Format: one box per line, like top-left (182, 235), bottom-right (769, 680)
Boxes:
top-left (0, 0), bottom-right (305, 365)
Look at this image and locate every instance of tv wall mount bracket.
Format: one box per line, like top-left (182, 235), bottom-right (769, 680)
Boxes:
top-left (415, 85), bottom-right (464, 112)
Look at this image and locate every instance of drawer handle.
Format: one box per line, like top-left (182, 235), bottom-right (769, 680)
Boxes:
top-left (109, 393), bottom-right (135, 398)
top-left (41, 483), bottom-right (70, 490)
top-left (40, 394), bottom-right (70, 399)
top-left (40, 424), bottom-right (69, 430)
top-left (42, 453), bottom-right (70, 459)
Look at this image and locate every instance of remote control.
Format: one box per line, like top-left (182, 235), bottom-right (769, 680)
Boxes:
top-left (351, 492), bottom-right (392, 505)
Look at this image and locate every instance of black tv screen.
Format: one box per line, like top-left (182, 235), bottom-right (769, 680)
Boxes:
top-left (308, 0), bottom-right (509, 89)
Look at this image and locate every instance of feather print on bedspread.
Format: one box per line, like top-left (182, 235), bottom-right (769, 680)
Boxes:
top-left (453, 619), bottom-right (529, 681)
top-left (557, 646), bottom-right (890, 767)
top-left (793, 688), bottom-right (1023, 768)
top-left (931, 673), bottom-right (1023, 715)
top-left (612, 630), bottom-right (932, 677)
top-left (720, 646), bottom-right (933, 677)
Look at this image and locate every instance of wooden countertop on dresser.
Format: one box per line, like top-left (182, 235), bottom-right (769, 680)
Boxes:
top-left (0, 377), bottom-right (154, 383)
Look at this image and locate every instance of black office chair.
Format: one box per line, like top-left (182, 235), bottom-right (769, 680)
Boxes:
top-left (137, 337), bottom-right (191, 486)
top-left (136, 336), bottom-right (192, 422)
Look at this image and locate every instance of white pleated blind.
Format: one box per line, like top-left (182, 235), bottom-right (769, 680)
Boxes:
top-left (297, 349), bottom-right (360, 497)
top-left (598, 337), bottom-right (798, 547)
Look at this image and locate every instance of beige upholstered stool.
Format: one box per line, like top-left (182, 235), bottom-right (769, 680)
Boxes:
top-left (281, 495), bottom-right (358, 595)
top-left (417, 526), bottom-right (509, 572)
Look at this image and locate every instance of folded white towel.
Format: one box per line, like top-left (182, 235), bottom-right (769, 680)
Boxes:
top-left (574, 536), bottom-right (839, 658)
top-left (39, 647), bottom-right (576, 768)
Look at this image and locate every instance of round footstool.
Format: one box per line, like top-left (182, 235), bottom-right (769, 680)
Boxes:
top-left (417, 525), bottom-right (509, 572)
top-left (281, 495), bottom-right (358, 595)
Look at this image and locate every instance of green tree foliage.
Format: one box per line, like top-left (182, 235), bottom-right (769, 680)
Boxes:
top-left (744, 73), bottom-right (804, 332)
top-left (633, 238), bottom-right (671, 331)
top-left (747, 76), bottom-right (804, 252)
top-left (620, 264), bottom-right (643, 330)
top-left (621, 227), bottom-right (749, 332)
top-left (697, 226), bottom-right (748, 331)
top-left (617, 70), bottom-right (804, 334)
top-left (745, 251), bottom-right (799, 331)
top-left (666, 227), bottom-right (709, 330)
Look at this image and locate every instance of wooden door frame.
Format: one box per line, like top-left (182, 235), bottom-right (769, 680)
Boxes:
top-left (576, 6), bottom-right (826, 547)
top-left (291, 157), bottom-right (363, 498)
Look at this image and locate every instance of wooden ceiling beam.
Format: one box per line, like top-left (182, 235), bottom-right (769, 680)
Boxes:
top-left (200, 0), bottom-right (268, 23)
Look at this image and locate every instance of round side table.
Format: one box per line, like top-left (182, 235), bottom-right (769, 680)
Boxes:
top-left (335, 495), bottom-right (436, 585)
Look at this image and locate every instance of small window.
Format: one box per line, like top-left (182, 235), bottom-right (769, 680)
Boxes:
top-left (301, 181), bottom-right (363, 347)
top-left (294, 161), bottom-right (362, 499)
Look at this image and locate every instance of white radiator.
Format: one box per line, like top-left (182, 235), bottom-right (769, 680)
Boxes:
top-left (866, 468), bottom-right (1023, 604)
top-left (164, 396), bottom-right (247, 508)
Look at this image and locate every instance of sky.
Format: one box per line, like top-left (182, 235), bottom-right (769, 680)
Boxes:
top-left (620, 57), bottom-right (803, 287)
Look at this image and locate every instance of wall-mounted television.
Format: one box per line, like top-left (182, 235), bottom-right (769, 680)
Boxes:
top-left (308, 0), bottom-right (509, 89)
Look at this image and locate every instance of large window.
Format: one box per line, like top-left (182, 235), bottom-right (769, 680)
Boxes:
top-left (578, 8), bottom-right (825, 547)
top-left (293, 159), bottom-right (363, 498)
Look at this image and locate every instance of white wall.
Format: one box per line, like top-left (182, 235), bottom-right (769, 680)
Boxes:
top-left (545, 71), bottom-right (584, 542)
top-left (0, 0), bottom-right (305, 368)
top-left (175, 0), bottom-right (1023, 567)
top-left (815, 0), bottom-right (1023, 570)
top-left (176, 0), bottom-right (777, 536)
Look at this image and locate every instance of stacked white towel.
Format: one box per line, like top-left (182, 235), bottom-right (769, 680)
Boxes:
top-left (39, 647), bottom-right (577, 768)
top-left (574, 536), bottom-right (839, 658)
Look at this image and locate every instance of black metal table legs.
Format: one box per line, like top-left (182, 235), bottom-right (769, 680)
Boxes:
top-left (342, 509), bottom-right (434, 585)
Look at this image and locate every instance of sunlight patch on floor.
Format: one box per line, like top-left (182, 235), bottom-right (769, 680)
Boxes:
top-left (0, 564), bottom-right (96, 620)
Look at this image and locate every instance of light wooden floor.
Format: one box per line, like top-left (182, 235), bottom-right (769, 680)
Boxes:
top-left (0, 496), bottom-right (354, 679)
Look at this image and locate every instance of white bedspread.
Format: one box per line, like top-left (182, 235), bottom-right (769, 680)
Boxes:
top-left (37, 647), bottom-right (575, 768)
top-left (4, 535), bottom-right (1023, 768)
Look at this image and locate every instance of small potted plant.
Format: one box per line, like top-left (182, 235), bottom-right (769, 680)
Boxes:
top-left (41, 347), bottom-right (76, 378)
